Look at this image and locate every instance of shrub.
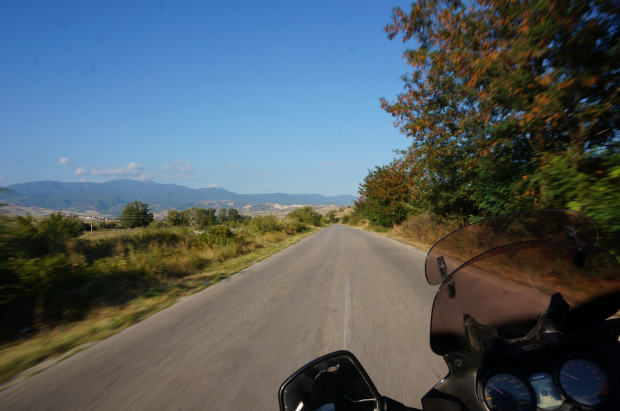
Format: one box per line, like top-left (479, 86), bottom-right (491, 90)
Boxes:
top-left (9, 254), bottom-right (88, 332)
top-left (149, 220), bottom-right (168, 229)
top-left (192, 225), bottom-right (237, 248)
top-left (279, 218), bottom-right (307, 235)
top-left (397, 213), bottom-right (462, 246)
top-left (288, 206), bottom-right (322, 226)
top-left (14, 213), bottom-right (84, 257)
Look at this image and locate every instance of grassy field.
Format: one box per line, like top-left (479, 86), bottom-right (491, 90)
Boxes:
top-left (0, 226), bottom-right (320, 386)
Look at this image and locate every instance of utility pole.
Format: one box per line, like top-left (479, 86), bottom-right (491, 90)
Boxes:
top-left (90, 215), bottom-right (93, 236)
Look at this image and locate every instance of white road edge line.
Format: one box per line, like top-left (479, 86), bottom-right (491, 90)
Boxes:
top-left (344, 275), bottom-right (351, 349)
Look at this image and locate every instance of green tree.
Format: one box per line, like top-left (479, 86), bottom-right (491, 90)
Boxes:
top-left (196, 208), bottom-right (216, 228)
top-left (217, 208), bottom-right (228, 223)
top-left (381, 0), bottom-right (620, 219)
top-left (166, 210), bottom-right (183, 227)
top-left (227, 208), bottom-right (240, 221)
top-left (358, 160), bottom-right (412, 227)
top-left (120, 201), bottom-right (153, 228)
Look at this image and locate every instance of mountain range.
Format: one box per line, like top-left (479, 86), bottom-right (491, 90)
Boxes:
top-left (0, 180), bottom-right (357, 216)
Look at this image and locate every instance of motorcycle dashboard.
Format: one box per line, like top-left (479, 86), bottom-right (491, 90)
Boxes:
top-left (474, 349), bottom-right (617, 411)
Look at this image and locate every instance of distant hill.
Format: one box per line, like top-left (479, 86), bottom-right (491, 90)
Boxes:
top-left (0, 180), bottom-right (356, 215)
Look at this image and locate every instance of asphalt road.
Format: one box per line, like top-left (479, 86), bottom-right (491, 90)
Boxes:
top-left (0, 225), bottom-right (448, 410)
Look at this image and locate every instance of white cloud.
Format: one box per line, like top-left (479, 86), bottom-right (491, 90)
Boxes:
top-left (59, 157), bottom-right (74, 166)
top-left (227, 164), bottom-right (240, 168)
top-left (75, 166), bottom-right (90, 175)
top-left (76, 162), bottom-right (145, 177)
top-left (0, 176), bottom-right (4, 181)
top-left (263, 186), bottom-right (273, 191)
top-left (204, 183), bottom-right (221, 188)
top-left (74, 160), bottom-right (201, 181)
top-left (323, 162), bottom-right (335, 166)
top-left (93, 162), bottom-right (145, 176)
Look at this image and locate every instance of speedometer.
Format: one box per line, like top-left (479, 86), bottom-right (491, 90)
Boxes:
top-left (559, 358), bottom-right (611, 407)
top-left (483, 373), bottom-right (534, 411)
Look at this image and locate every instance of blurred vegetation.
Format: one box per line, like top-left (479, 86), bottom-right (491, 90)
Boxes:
top-left (119, 201), bottom-right (154, 228)
top-left (0, 204), bottom-right (330, 347)
top-left (352, 0), bottom-right (620, 255)
top-left (165, 206), bottom-right (247, 229)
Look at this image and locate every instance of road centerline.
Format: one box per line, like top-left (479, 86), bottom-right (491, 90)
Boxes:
top-left (344, 274), bottom-right (352, 349)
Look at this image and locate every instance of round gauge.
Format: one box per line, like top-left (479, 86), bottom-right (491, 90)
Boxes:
top-left (559, 358), bottom-right (610, 407)
top-left (528, 373), bottom-right (563, 410)
top-left (483, 373), bottom-right (534, 411)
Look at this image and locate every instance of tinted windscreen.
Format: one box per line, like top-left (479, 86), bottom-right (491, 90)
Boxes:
top-left (425, 210), bottom-right (598, 285)
top-left (430, 240), bottom-right (620, 355)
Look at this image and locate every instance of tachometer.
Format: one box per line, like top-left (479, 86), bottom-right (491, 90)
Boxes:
top-left (559, 358), bottom-right (610, 407)
top-left (483, 373), bottom-right (534, 411)
top-left (528, 373), bottom-right (563, 410)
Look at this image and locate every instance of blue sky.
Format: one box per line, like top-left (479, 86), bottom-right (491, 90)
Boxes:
top-left (0, 0), bottom-right (413, 196)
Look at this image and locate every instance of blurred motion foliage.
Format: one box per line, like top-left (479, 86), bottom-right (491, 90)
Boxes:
top-left (354, 0), bottom-right (620, 254)
top-left (0, 206), bottom-right (326, 341)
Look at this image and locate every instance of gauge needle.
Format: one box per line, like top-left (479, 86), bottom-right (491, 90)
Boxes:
top-left (490, 385), bottom-right (504, 395)
top-left (562, 372), bottom-right (579, 381)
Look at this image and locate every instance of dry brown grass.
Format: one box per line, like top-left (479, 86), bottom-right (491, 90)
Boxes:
top-left (344, 213), bottom-right (461, 252)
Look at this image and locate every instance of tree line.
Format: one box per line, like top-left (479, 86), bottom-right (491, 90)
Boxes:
top-left (114, 201), bottom-right (249, 229)
top-left (355, 0), bottom-right (620, 253)
top-left (165, 207), bottom-right (246, 229)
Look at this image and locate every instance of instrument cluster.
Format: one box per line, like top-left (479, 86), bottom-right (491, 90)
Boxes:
top-left (478, 354), bottom-right (615, 411)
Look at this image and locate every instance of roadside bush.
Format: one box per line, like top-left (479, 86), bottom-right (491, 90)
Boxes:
top-left (288, 206), bottom-right (322, 226)
top-left (14, 213), bottom-right (84, 258)
top-left (396, 213), bottom-right (462, 246)
top-left (7, 254), bottom-right (89, 333)
top-left (279, 218), bottom-right (307, 235)
top-left (247, 215), bottom-right (280, 234)
top-left (192, 225), bottom-right (237, 248)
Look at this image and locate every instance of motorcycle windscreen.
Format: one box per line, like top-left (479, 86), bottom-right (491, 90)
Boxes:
top-left (425, 210), bottom-right (598, 285)
top-left (429, 240), bottom-right (620, 356)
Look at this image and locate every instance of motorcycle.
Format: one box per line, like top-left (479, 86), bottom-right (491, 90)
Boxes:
top-left (277, 210), bottom-right (620, 411)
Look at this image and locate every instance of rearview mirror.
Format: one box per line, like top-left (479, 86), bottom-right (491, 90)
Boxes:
top-left (278, 350), bottom-right (381, 411)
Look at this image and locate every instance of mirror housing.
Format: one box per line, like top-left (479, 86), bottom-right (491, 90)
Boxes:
top-left (278, 350), bottom-right (382, 411)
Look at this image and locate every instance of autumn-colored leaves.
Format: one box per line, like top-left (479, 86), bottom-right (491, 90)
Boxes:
top-left (359, 0), bottom-right (620, 231)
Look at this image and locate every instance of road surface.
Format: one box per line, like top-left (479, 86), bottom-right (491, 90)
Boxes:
top-left (0, 225), bottom-right (447, 410)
